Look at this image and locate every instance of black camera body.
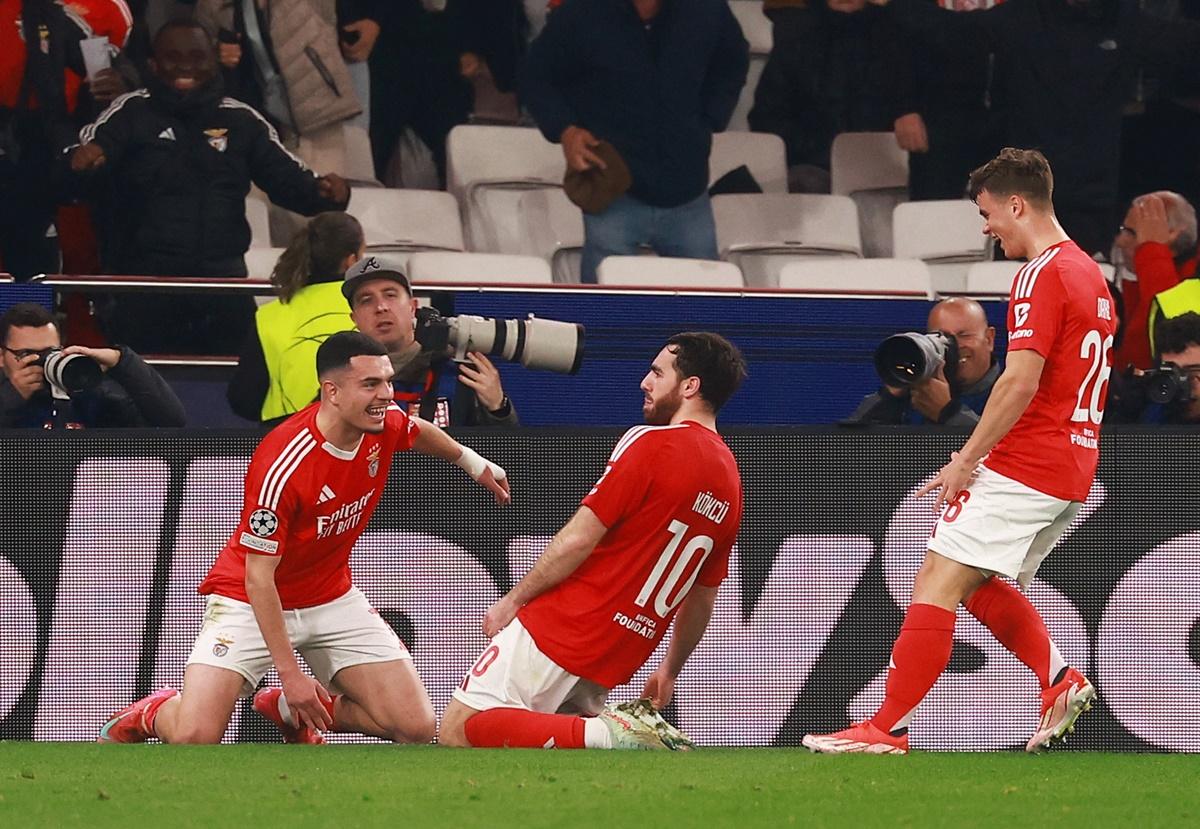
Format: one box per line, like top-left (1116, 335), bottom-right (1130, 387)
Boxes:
top-left (1140, 362), bottom-right (1194, 406)
top-left (874, 331), bottom-right (960, 388)
top-left (35, 349), bottom-right (103, 395)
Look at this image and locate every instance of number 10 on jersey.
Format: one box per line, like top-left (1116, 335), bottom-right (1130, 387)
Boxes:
top-left (634, 520), bottom-right (715, 618)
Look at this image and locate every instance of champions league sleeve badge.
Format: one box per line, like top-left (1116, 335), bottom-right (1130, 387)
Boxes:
top-left (248, 508), bottom-right (278, 537)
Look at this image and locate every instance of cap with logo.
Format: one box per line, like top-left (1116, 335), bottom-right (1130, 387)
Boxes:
top-left (342, 256), bottom-right (412, 303)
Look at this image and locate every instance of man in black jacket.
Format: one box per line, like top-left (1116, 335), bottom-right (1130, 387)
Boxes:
top-left (0, 302), bottom-right (186, 428)
top-left (873, 0), bottom-right (1200, 255)
top-left (68, 19), bottom-right (350, 354)
top-left (521, 0), bottom-right (748, 283)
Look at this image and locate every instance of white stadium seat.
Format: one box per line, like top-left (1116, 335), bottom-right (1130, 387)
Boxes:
top-left (445, 125), bottom-right (565, 253)
top-left (596, 256), bottom-right (745, 288)
top-left (517, 188), bottom-right (585, 283)
top-left (892, 200), bottom-right (990, 262)
top-left (713, 193), bottom-right (862, 287)
top-left (964, 260), bottom-right (1023, 295)
top-left (830, 132), bottom-right (910, 258)
top-left (244, 246), bottom-right (284, 281)
top-left (406, 251), bottom-right (554, 285)
top-left (710, 131), bottom-right (788, 193)
top-left (727, 1), bottom-right (773, 132)
top-left (346, 188), bottom-right (465, 253)
top-left (245, 195), bottom-right (271, 249)
top-left (778, 258), bottom-right (934, 298)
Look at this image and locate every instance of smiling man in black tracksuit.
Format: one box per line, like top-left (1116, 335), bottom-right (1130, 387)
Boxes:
top-left (68, 19), bottom-right (351, 355)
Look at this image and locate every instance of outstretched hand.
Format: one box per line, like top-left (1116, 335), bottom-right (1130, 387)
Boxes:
top-left (916, 450), bottom-right (980, 513)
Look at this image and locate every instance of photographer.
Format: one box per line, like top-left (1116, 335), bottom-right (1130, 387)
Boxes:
top-left (0, 303), bottom-right (186, 429)
top-left (343, 258), bottom-right (519, 427)
top-left (845, 297), bottom-right (999, 426)
top-left (1107, 311), bottom-right (1200, 425)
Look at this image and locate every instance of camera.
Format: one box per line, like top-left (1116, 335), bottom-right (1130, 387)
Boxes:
top-left (414, 307), bottom-right (585, 375)
top-left (874, 331), bottom-right (959, 387)
top-left (1140, 362), bottom-right (1194, 406)
top-left (37, 349), bottom-right (103, 395)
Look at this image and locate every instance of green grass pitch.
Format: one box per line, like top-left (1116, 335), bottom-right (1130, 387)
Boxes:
top-left (1, 743), bottom-right (1196, 827)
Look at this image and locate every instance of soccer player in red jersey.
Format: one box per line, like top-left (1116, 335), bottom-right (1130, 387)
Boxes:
top-left (98, 331), bottom-right (510, 745)
top-left (439, 332), bottom-right (747, 750)
top-left (805, 148), bottom-right (1117, 755)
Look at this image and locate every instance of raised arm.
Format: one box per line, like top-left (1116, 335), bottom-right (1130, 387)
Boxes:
top-left (482, 506), bottom-right (608, 636)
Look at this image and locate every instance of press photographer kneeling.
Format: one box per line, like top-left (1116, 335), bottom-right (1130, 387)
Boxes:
top-left (846, 297), bottom-right (1000, 426)
top-left (1107, 312), bottom-right (1200, 425)
top-left (0, 303), bottom-right (186, 429)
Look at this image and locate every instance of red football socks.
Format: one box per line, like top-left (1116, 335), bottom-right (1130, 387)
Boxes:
top-left (463, 708), bottom-right (587, 749)
top-left (872, 603), bottom-right (956, 735)
top-left (965, 576), bottom-right (1064, 690)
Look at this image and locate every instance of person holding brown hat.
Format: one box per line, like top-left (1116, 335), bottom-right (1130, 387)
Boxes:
top-left (521, 0), bottom-right (749, 283)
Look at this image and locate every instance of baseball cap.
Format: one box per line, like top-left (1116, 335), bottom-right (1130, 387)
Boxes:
top-left (342, 255), bottom-right (412, 304)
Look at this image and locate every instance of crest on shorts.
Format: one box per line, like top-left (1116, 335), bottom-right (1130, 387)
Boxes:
top-left (249, 508), bottom-right (278, 537)
top-left (205, 128), bottom-right (228, 153)
top-left (212, 636), bottom-right (233, 658)
top-left (367, 443), bottom-right (381, 478)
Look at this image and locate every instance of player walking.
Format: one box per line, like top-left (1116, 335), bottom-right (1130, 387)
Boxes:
top-left (439, 333), bottom-right (747, 750)
top-left (99, 332), bottom-right (510, 744)
top-left (805, 149), bottom-right (1116, 754)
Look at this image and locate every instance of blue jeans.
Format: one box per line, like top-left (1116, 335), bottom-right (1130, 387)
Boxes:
top-left (580, 192), bottom-right (719, 283)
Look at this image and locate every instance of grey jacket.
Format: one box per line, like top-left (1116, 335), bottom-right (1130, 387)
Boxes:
top-left (196, 0), bottom-right (362, 135)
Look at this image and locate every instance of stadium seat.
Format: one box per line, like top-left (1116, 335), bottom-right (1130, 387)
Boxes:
top-left (245, 195), bottom-right (271, 249)
top-left (517, 187), bottom-right (584, 283)
top-left (346, 188), bottom-right (465, 253)
top-left (244, 246), bottom-right (284, 281)
top-left (893, 200), bottom-right (991, 295)
top-left (830, 132), bottom-right (910, 258)
top-left (710, 131), bottom-right (788, 193)
top-left (964, 260), bottom-right (1023, 295)
top-left (727, 1), bottom-right (773, 132)
top-left (406, 251), bottom-right (554, 285)
top-left (445, 125), bottom-right (564, 253)
top-left (596, 256), bottom-right (745, 288)
top-left (778, 258), bottom-right (934, 298)
top-left (712, 193), bottom-right (862, 288)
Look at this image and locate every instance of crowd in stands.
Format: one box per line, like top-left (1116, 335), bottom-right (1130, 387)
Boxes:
top-left (4, 0), bottom-right (1200, 425)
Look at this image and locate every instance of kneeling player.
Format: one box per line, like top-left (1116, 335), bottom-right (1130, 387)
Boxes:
top-left (439, 333), bottom-right (747, 750)
top-left (99, 332), bottom-right (510, 744)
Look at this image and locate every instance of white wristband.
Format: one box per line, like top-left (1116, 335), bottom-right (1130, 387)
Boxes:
top-left (456, 446), bottom-right (506, 482)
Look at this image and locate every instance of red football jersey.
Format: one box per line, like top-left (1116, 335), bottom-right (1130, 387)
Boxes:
top-left (199, 403), bottom-right (419, 609)
top-left (518, 422), bottom-right (743, 689)
top-left (984, 241), bottom-right (1117, 501)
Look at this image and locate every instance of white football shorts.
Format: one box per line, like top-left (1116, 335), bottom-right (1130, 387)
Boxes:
top-left (927, 465), bottom-right (1082, 588)
top-left (452, 618), bottom-right (608, 716)
top-left (186, 586), bottom-right (410, 695)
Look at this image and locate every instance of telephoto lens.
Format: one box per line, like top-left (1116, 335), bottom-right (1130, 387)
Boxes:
top-left (43, 350), bottom-right (103, 394)
top-left (873, 332), bottom-right (957, 387)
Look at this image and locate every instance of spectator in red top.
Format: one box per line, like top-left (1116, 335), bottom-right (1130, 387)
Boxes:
top-left (1, 0), bottom-right (131, 279)
top-left (1112, 191), bottom-right (1198, 370)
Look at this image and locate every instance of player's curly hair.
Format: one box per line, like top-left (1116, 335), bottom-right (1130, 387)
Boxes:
top-left (666, 332), bottom-right (748, 412)
top-left (968, 148), bottom-right (1054, 208)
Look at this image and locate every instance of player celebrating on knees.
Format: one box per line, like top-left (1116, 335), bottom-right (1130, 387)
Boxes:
top-left (98, 331), bottom-right (510, 745)
top-left (439, 332), bottom-right (747, 750)
top-left (805, 149), bottom-right (1116, 755)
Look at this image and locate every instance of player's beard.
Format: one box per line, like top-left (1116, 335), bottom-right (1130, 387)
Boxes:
top-left (642, 386), bottom-right (683, 425)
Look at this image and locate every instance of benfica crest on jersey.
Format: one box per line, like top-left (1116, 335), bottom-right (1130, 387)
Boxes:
top-left (366, 443), bottom-right (381, 478)
top-left (205, 128), bottom-right (228, 152)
